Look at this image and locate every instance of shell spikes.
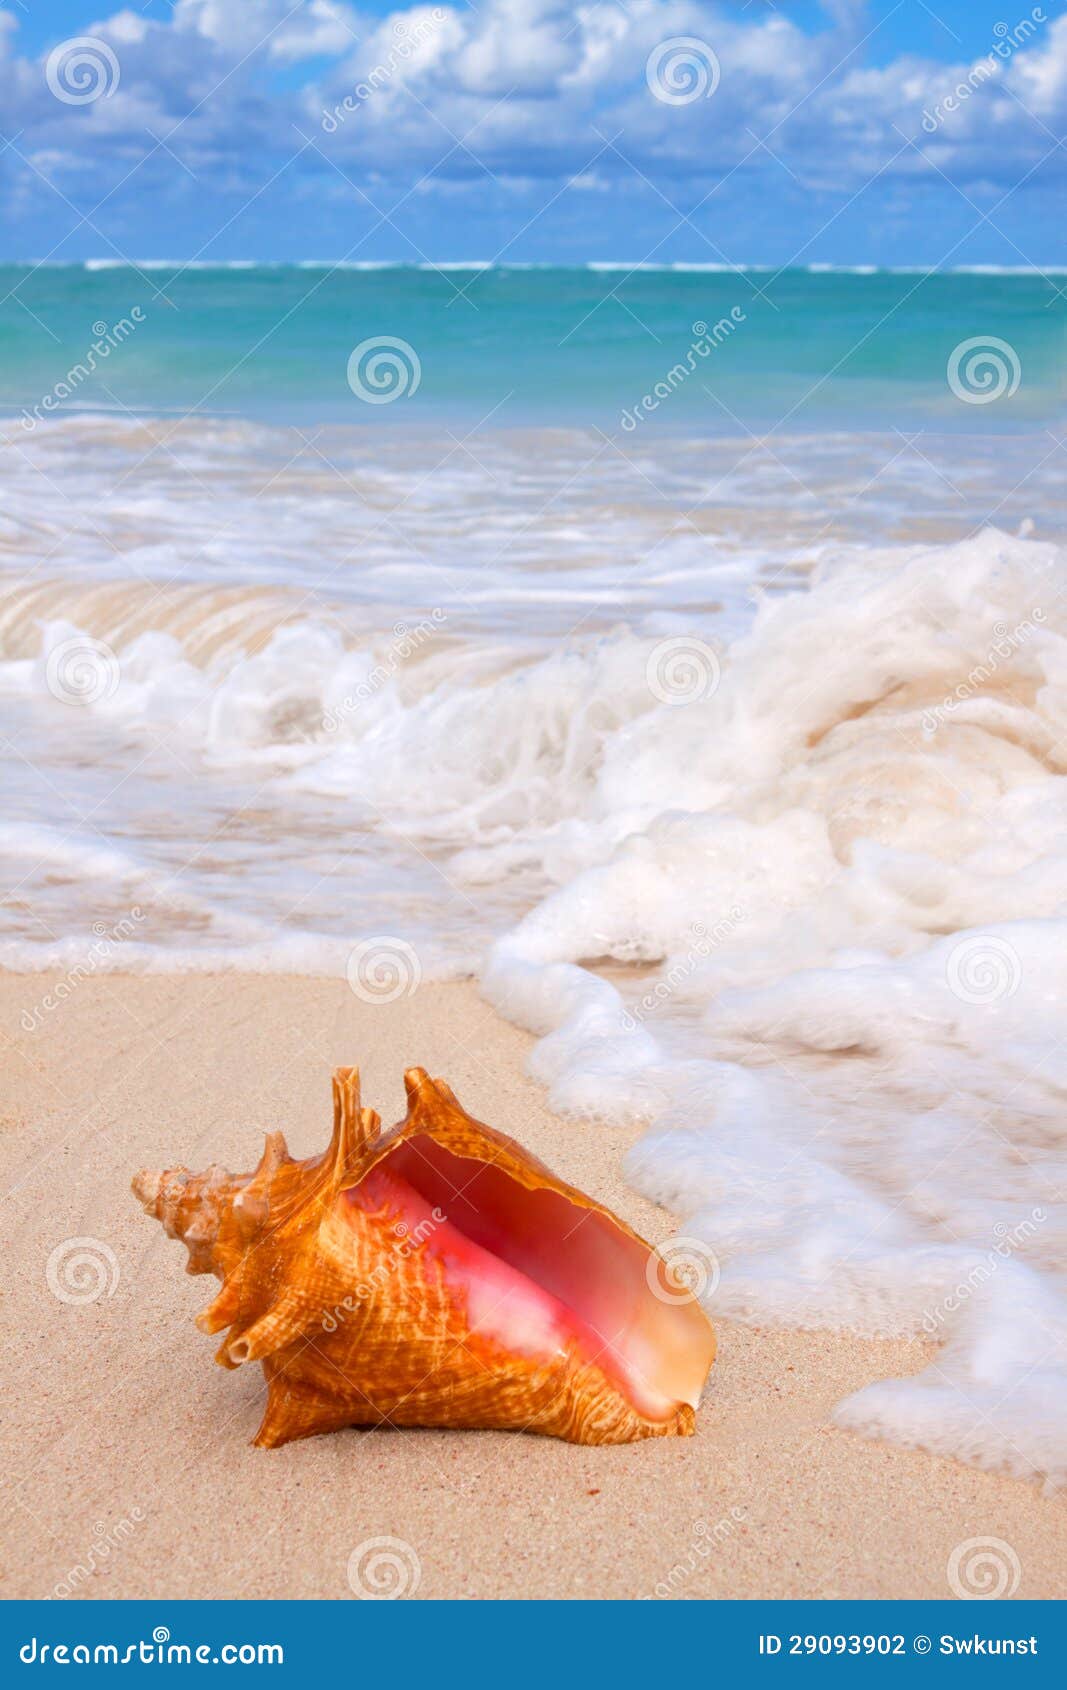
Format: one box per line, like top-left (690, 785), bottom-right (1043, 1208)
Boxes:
top-left (133, 1067), bottom-right (716, 1447)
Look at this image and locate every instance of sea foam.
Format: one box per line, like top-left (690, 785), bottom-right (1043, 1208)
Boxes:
top-left (1, 416), bottom-right (1064, 1485)
top-left (482, 526), bottom-right (1067, 1488)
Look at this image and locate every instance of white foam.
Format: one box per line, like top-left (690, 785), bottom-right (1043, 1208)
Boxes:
top-left (8, 261), bottom-right (1066, 275)
top-left (3, 415), bottom-right (1066, 1485)
top-left (482, 526), bottom-right (1067, 1489)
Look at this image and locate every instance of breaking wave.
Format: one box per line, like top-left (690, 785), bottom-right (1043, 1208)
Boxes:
top-left (2, 412), bottom-right (1065, 1489)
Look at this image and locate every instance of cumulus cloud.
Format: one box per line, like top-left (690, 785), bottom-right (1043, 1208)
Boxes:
top-left (2, 0), bottom-right (1064, 252)
top-left (175, 0), bottom-right (362, 63)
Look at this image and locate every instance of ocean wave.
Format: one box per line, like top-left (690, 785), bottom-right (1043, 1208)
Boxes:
top-left (4, 260), bottom-right (1065, 274)
top-left (477, 524), bottom-right (1067, 1489)
top-left (2, 420), bottom-right (1066, 1486)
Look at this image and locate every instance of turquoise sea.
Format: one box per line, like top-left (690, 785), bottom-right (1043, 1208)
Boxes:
top-left (1, 263), bottom-right (1064, 429)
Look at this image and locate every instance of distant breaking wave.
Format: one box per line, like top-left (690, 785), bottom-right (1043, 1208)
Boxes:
top-left (6, 260), bottom-right (1067, 274)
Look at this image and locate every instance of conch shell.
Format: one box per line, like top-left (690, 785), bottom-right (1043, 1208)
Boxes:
top-left (132, 1067), bottom-right (715, 1447)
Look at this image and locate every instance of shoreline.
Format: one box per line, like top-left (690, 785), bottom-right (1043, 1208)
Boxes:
top-left (2, 969), bottom-right (1064, 1600)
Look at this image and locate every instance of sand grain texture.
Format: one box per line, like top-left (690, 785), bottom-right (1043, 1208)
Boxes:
top-left (1, 972), bottom-right (1063, 1600)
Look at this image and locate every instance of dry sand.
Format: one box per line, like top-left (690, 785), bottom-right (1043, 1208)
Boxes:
top-left (1, 969), bottom-right (1064, 1600)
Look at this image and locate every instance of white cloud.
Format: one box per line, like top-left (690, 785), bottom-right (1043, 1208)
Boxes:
top-left (1012, 12), bottom-right (1067, 113)
top-left (174, 0), bottom-right (361, 62)
top-left (2, 0), bottom-right (1065, 244)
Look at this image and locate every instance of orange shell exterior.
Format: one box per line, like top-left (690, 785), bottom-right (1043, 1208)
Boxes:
top-left (132, 1067), bottom-right (715, 1447)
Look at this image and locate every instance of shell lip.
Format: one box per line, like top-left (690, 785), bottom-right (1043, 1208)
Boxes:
top-left (345, 1126), bottom-right (716, 1423)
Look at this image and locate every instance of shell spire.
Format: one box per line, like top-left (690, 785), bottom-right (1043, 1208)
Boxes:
top-left (133, 1066), bottom-right (716, 1448)
top-left (326, 1066), bottom-right (379, 1190)
top-left (255, 1131), bottom-right (290, 1182)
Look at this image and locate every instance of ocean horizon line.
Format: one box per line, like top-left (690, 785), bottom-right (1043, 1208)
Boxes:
top-left (3, 259), bottom-right (1066, 276)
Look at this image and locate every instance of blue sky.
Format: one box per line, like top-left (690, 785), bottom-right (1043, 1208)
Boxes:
top-left (2, 1), bottom-right (1065, 264)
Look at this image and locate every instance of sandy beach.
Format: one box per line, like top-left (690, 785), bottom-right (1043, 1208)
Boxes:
top-left (1, 968), bottom-right (1063, 1601)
